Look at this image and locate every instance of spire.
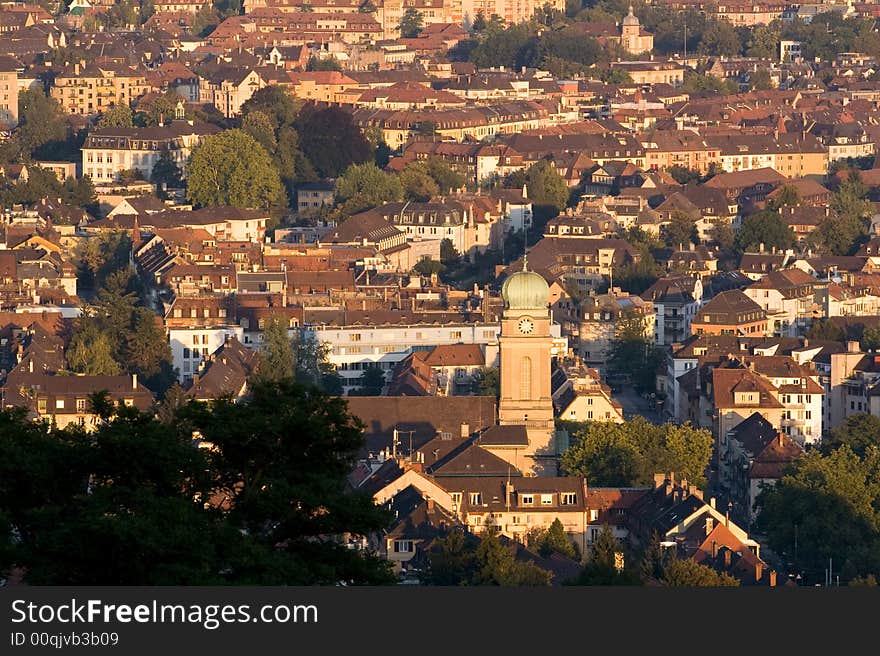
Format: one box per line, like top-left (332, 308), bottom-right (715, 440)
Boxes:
top-left (628, 4), bottom-right (634, 16)
top-left (523, 252), bottom-right (529, 272)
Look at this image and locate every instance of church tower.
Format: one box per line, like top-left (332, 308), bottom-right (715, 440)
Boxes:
top-left (497, 258), bottom-right (556, 473)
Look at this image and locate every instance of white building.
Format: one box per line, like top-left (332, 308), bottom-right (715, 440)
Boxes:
top-left (168, 324), bottom-right (245, 382)
top-left (81, 119), bottom-right (219, 182)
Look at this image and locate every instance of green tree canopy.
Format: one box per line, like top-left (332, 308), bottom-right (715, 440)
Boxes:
top-left (400, 161), bottom-right (440, 202)
top-left (606, 311), bottom-right (665, 394)
top-left (734, 210), bottom-right (795, 253)
top-left (560, 417), bottom-right (713, 488)
top-left (399, 7), bottom-right (424, 37)
top-left (823, 414), bottom-right (880, 458)
top-left (662, 558), bottom-right (740, 586)
top-left (97, 104), bottom-right (134, 129)
top-left (755, 445), bottom-right (880, 584)
top-left (295, 104), bottom-right (372, 178)
top-left (186, 129), bottom-right (285, 210)
top-left (525, 159), bottom-right (570, 224)
top-left (334, 162), bottom-right (404, 216)
top-left (0, 380), bottom-right (395, 584)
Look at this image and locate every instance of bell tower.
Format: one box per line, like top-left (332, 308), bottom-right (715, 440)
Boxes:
top-left (497, 258), bottom-right (556, 472)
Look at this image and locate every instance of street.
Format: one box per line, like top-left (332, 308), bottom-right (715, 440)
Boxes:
top-left (614, 387), bottom-right (666, 424)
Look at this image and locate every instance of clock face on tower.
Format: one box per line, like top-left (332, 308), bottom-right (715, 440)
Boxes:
top-left (518, 318), bottom-right (535, 335)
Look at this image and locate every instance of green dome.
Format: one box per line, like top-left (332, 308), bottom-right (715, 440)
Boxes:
top-left (502, 263), bottom-right (549, 310)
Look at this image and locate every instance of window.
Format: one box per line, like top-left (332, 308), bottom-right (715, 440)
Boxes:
top-left (561, 493), bottom-right (577, 505)
top-left (202, 335), bottom-right (208, 345)
top-left (450, 492), bottom-right (462, 507)
top-left (589, 509), bottom-right (599, 522)
top-left (37, 399), bottom-right (47, 413)
top-left (219, 309), bottom-right (227, 318)
top-left (520, 356), bottom-right (532, 400)
top-left (173, 308), bottom-right (182, 318)
top-left (392, 540), bottom-right (413, 553)
top-left (541, 494), bottom-right (553, 505)
top-left (520, 494), bottom-right (534, 505)
top-left (450, 330), bottom-right (462, 339)
top-left (76, 398), bottom-right (86, 412)
top-left (350, 333), bottom-right (361, 342)
top-left (469, 492), bottom-right (482, 506)
top-left (124, 398), bottom-right (134, 407)
top-left (56, 399), bottom-right (65, 410)
top-left (183, 347), bottom-right (191, 359)
top-left (192, 335), bottom-right (200, 345)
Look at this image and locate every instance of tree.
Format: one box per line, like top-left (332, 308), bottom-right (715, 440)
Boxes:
top-left (697, 20), bottom-right (742, 56)
top-left (662, 559), bottom-right (740, 586)
top-left (192, 5), bottom-right (220, 36)
top-left (748, 69), bottom-right (774, 91)
top-left (357, 365), bottom-right (386, 395)
top-left (472, 9), bottom-right (487, 31)
top-left (16, 89), bottom-right (68, 156)
top-left (257, 315), bottom-right (296, 382)
top-left (708, 219), bottom-right (735, 251)
top-left (767, 185), bottom-right (801, 211)
top-left (746, 24), bottom-right (780, 59)
top-left (187, 129), bottom-right (284, 210)
top-left (607, 311), bottom-right (665, 394)
top-left (612, 248), bottom-right (662, 295)
top-left (66, 317), bottom-right (122, 375)
top-left (734, 210), bottom-right (795, 253)
top-left (126, 307), bottom-right (174, 384)
top-left (806, 318), bottom-right (845, 342)
top-left (568, 524), bottom-right (641, 586)
top-left (663, 210), bottom-right (698, 247)
top-left (811, 174), bottom-right (871, 255)
top-left (560, 417), bottom-right (713, 488)
top-left (295, 104), bottom-right (373, 179)
top-left (241, 110), bottom-right (278, 154)
top-left (151, 147), bottom-right (183, 189)
top-left (425, 527), bottom-right (552, 586)
top-left (133, 92), bottom-right (185, 128)
top-left (824, 414), bottom-right (880, 458)
top-left (755, 446), bottom-right (880, 584)
top-left (400, 161), bottom-right (440, 202)
top-left (862, 326), bottom-right (880, 351)
top-left (680, 71), bottom-right (739, 97)
top-left (527, 518), bottom-right (579, 560)
top-left (334, 162), bottom-right (404, 215)
top-left (525, 159), bottom-right (569, 224)
top-left (471, 528), bottom-right (552, 586)
top-left (306, 55), bottom-right (343, 72)
top-left (425, 156), bottom-right (465, 192)
top-left (412, 258), bottom-right (445, 277)
top-left (667, 165), bottom-right (702, 185)
top-left (240, 85), bottom-right (300, 132)
top-left (399, 7), bottom-right (424, 38)
top-left (470, 366), bottom-right (500, 397)
top-left (1, 380), bottom-right (396, 584)
top-left (440, 238), bottom-right (460, 264)
top-left (97, 104), bottom-right (134, 129)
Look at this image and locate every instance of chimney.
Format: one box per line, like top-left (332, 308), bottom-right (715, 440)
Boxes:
top-left (706, 516), bottom-right (715, 536)
top-left (759, 242), bottom-right (765, 253)
top-left (755, 562), bottom-right (764, 582)
top-left (847, 340), bottom-right (860, 353)
top-left (709, 497), bottom-right (716, 509)
top-left (192, 373), bottom-right (199, 386)
top-left (769, 570), bottom-right (777, 587)
top-left (132, 373), bottom-right (137, 389)
top-left (653, 472), bottom-right (666, 489)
